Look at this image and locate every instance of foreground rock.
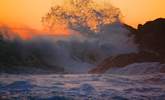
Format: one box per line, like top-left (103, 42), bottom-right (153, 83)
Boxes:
top-left (89, 52), bottom-right (163, 74)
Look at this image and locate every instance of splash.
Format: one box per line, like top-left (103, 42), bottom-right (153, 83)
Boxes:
top-left (0, 0), bottom-right (122, 39)
top-left (42, 0), bottom-right (121, 33)
top-left (0, 0), bottom-right (137, 73)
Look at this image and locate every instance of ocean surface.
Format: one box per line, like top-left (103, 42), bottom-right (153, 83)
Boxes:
top-left (0, 73), bottom-right (165, 100)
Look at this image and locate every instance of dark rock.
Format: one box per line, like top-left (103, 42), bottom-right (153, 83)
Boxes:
top-left (132, 18), bottom-right (165, 58)
top-left (89, 52), bottom-right (162, 74)
top-left (90, 18), bottom-right (165, 74)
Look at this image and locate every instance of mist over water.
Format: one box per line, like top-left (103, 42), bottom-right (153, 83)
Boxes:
top-left (0, 0), bottom-right (138, 73)
top-left (0, 22), bottom-right (138, 73)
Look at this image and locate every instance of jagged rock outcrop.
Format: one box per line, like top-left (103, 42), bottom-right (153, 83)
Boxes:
top-left (125, 18), bottom-right (165, 57)
top-left (89, 18), bottom-right (165, 74)
top-left (135, 18), bottom-right (165, 57)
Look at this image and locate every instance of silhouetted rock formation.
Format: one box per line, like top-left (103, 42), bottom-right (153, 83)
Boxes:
top-left (125, 18), bottom-right (165, 57)
top-left (90, 18), bottom-right (165, 74)
top-left (135, 18), bottom-right (165, 57)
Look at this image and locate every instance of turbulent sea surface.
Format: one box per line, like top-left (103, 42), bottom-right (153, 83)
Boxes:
top-left (0, 74), bottom-right (165, 100)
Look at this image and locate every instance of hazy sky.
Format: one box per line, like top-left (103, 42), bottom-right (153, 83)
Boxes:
top-left (0, 0), bottom-right (165, 29)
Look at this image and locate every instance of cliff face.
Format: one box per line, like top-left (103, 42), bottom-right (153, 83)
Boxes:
top-left (89, 18), bottom-right (165, 74)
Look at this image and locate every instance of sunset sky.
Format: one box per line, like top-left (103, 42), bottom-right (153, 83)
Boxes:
top-left (0, 0), bottom-right (165, 29)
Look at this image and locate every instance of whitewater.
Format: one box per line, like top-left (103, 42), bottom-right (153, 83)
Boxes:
top-left (0, 62), bottom-right (165, 100)
top-left (0, 73), bottom-right (165, 100)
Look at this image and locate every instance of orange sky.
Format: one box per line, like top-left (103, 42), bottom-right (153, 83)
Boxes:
top-left (0, 0), bottom-right (165, 29)
top-left (111, 0), bottom-right (165, 28)
top-left (0, 0), bottom-right (52, 29)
